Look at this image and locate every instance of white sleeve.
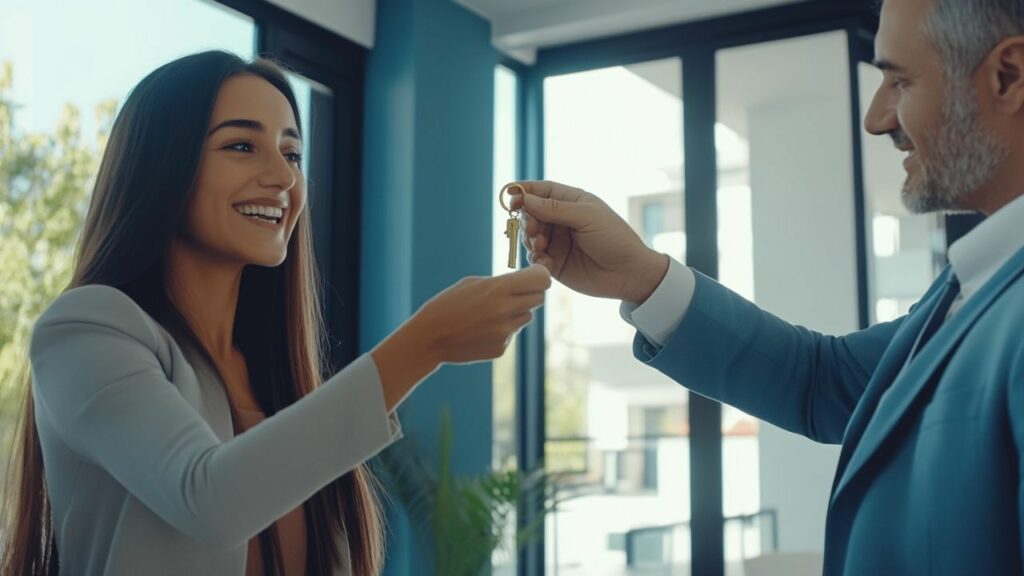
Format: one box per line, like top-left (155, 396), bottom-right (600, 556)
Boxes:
top-left (619, 256), bottom-right (696, 347)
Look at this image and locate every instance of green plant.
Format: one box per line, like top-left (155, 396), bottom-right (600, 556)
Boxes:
top-left (377, 408), bottom-right (558, 576)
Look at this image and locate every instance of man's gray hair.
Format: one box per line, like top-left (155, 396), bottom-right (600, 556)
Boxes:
top-left (924, 0), bottom-right (1024, 77)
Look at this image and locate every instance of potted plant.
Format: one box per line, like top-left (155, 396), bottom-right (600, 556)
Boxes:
top-left (377, 408), bottom-right (558, 576)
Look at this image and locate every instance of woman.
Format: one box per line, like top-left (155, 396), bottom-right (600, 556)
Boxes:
top-left (0, 51), bottom-right (549, 575)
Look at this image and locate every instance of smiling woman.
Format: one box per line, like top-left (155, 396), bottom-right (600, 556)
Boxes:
top-left (176, 74), bottom-right (308, 272)
top-left (0, 51), bottom-right (552, 576)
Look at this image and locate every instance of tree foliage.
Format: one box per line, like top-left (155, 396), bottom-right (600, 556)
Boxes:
top-left (0, 60), bottom-right (114, 458)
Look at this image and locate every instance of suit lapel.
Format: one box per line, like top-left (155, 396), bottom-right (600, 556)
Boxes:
top-left (829, 271), bottom-right (947, 486)
top-left (833, 247), bottom-right (1024, 500)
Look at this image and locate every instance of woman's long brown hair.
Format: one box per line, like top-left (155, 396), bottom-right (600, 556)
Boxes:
top-left (0, 51), bottom-right (384, 575)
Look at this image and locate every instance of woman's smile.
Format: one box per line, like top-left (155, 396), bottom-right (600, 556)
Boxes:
top-left (233, 206), bottom-right (286, 230)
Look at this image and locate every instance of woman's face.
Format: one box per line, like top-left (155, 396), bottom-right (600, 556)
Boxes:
top-left (181, 73), bottom-right (306, 268)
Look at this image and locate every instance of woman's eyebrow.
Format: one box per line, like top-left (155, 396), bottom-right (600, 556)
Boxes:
top-left (208, 118), bottom-right (301, 139)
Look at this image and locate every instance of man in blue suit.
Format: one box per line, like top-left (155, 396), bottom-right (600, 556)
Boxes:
top-left (509, 0), bottom-right (1024, 573)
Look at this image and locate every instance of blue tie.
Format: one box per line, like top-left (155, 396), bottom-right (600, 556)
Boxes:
top-left (907, 274), bottom-right (960, 361)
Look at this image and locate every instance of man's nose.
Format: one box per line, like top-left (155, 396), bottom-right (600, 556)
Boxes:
top-left (864, 86), bottom-right (898, 136)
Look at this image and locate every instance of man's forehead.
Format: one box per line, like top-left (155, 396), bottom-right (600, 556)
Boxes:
top-left (877, 0), bottom-right (933, 36)
top-left (875, 0), bottom-right (933, 66)
top-left (879, 0), bottom-right (934, 16)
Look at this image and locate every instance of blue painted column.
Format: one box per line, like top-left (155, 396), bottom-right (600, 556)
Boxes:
top-left (361, 0), bottom-right (498, 573)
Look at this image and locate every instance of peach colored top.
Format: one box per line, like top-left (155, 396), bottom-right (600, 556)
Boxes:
top-left (235, 408), bottom-right (308, 576)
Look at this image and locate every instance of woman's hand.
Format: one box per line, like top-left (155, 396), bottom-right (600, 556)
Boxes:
top-left (372, 265), bottom-right (551, 409)
top-left (415, 264), bottom-right (552, 364)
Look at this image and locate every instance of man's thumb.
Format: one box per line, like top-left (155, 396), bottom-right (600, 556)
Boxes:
top-left (522, 193), bottom-right (584, 228)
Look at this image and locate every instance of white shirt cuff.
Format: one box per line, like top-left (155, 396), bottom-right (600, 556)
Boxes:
top-left (619, 256), bottom-right (695, 347)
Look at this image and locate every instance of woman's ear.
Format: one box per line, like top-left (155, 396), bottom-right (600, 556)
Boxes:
top-left (986, 37), bottom-right (1024, 114)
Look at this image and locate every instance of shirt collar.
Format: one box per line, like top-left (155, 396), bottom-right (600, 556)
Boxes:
top-left (947, 192), bottom-right (1024, 301)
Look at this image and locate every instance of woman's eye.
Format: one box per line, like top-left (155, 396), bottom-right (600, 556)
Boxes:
top-left (225, 142), bottom-right (254, 153)
top-left (224, 142), bottom-right (302, 165)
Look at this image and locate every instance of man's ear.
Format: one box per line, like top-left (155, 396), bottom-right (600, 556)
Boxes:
top-left (985, 37), bottom-right (1024, 114)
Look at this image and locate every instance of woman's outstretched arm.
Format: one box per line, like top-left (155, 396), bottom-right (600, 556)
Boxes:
top-left (31, 285), bottom-right (399, 551)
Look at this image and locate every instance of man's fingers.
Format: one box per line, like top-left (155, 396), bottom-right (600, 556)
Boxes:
top-left (507, 181), bottom-right (585, 217)
top-left (518, 180), bottom-right (586, 203)
top-left (531, 233), bottom-right (548, 254)
top-left (509, 194), bottom-right (525, 212)
top-left (521, 211), bottom-right (539, 236)
top-left (519, 194), bottom-right (587, 228)
top-left (528, 251), bottom-right (556, 272)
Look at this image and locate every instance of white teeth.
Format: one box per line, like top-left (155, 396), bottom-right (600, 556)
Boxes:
top-left (234, 204), bottom-right (284, 219)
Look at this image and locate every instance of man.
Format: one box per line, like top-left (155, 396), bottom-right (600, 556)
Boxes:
top-left (510, 0), bottom-right (1024, 573)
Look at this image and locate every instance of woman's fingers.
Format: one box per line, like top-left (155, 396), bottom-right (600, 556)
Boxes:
top-left (510, 292), bottom-right (545, 312)
top-left (504, 263), bottom-right (552, 295)
top-left (510, 311), bottom-right (534, 331)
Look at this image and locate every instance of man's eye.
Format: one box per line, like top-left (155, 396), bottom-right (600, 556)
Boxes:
top-left (891, 78), bottom-right (908, 91)
top-left (285, 152), bottom-right (304, 164)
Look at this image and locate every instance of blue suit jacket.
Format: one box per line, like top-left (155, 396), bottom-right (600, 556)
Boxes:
top-left (634, 248), bottom-right (1024, 575)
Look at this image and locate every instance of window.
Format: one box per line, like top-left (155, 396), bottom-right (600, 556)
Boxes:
top-left (0, 0), bottom-right (256, 469)
top-left (542, 57), bottom-right (689, 575)
top-left (716, 30), bottom-right (858, 569)
top-left (517, 4), bottom-right (885, 575)
top-left (0, 0), bottom-right (368, 480)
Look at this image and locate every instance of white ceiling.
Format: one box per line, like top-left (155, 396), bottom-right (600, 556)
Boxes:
top-left (455, 0), bottom-right (811, 62)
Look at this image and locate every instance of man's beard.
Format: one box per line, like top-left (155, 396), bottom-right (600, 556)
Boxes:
top-left (902, 77), bottom-right (1007, 213)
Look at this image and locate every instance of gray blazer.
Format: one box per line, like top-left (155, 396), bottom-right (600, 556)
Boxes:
top-left (29, 284), bottom-right (402, 575)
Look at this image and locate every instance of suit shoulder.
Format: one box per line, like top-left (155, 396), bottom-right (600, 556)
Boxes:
top-left (33, 285), bottom-right (165, 352)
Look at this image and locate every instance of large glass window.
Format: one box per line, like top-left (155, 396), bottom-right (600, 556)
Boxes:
top-left (0, 0), bottom-right (255, 468)
top-left (716, 31), bottom-right (856, 574)
top-left (516, 4), bottom-right (923, 574)
top-left (543, 57), bottom-right (688, 576)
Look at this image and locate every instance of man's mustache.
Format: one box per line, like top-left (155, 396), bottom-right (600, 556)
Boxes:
top-left (890, 129), bottom-right (913, 150)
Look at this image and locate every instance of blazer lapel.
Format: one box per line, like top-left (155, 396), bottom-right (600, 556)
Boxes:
top-left (829, 271), bottom-right (948, 487)
top-left (833, 247), bottom-right (1024, 499)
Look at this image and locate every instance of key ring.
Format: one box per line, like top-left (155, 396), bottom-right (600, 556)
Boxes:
top-left (499, 182), bottom-right (525, 217)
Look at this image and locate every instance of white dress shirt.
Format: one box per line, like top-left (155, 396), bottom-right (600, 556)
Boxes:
top-left (945, 193), bottom-right (1024, 317)
top-left (622, 192), bottom-right (1024, 346)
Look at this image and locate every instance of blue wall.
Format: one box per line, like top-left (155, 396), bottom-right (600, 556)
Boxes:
top-left (361, 0), bottom-right (499, 572)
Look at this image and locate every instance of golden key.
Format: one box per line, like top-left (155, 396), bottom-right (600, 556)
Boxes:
top-left (499, 183), bottom-right (525, 269)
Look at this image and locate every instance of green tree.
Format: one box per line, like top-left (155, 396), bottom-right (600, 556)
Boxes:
top-left (0, 60), bottom-right (114, 463)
